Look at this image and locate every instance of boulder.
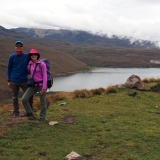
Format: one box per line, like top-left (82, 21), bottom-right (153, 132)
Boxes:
top-left (125, 75), bottom-right (145, 91)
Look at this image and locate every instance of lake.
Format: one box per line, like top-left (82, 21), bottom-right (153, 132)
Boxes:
top-left (50, 68), bottom-right (160, 92)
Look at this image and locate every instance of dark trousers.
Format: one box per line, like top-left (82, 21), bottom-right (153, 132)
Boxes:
top-left (22, 86), bottom-right (47, 119)
top-left (11, 82), bottom-right (33, 113)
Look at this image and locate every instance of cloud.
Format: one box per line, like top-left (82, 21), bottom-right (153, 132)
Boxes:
top-left (0, 0), bottom-right (160, 43)
top-left (134, 0), bottom-right (160, 3)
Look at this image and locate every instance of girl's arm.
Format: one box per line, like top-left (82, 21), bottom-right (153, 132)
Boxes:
top-left (40, 62), bottom-right (47, 90)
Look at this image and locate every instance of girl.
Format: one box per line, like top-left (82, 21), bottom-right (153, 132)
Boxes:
top-left (21, 49), bottom-right (47, 121)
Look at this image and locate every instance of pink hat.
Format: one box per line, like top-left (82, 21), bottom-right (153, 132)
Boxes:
top-left (29, 48), bottom-right (38, 53)
top-left (28, 48), bottom-right (40, 59)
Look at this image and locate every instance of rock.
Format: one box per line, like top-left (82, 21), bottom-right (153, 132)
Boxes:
top-left (64, 151), bottom-right (82, 160)
top-left (125, 75), bottom-right (145, 91)
top-left (48, 121), bottom-right (58, 126)
top-left (59, 102), bottom-right (67, 106)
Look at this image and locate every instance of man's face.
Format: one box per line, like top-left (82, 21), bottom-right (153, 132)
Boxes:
top-left (15, 44), bottom-right (23, 52)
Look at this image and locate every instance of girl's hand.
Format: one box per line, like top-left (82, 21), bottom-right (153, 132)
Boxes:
top-left (40, 89), bottom-right (46, 94)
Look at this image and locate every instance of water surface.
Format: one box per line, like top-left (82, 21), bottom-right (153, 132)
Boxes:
top-left (51, 68), bottom-right (160, 92)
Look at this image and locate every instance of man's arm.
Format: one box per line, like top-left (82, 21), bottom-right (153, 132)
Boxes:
top-left (7, 55), bottom-right (13, 85)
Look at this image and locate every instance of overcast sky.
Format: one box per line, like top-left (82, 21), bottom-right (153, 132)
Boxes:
top-left (1, 0), bottom-right (160, 46)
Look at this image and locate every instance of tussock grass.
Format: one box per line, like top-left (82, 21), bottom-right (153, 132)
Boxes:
top-left (143, 77), bottom-right (160, 83)
top-left (104, 85), bottom-right (117, 94)
top-left (142, 78), bottom-right (160, 92)
top-left (90, 87), bottom-right (105, 96)
top-left (48, 91), bottom-right (75, 102)
top-left (73, 89), bottom-right (92, 98)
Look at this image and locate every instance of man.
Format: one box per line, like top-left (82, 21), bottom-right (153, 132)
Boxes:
top-left (7, 40), bottom-right (33, 117)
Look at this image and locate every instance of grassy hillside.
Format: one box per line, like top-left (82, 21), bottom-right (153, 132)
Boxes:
top-left (21, 37), bottom-right (160, 68)
top-left (1, 81), bottom-right (160, 159)
top-left (48, 43), bottom-right (160, 68)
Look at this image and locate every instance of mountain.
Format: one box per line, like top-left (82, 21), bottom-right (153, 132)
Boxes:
top-left (0, 26), bottom-right (32, 40)
top-left (1, 26), bottom-right (160, 69)
top-left (10, 27), bottom-right (155, 48)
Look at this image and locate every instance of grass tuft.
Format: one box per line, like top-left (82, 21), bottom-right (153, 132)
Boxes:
top-left (73, 89), bottom-right (92, 98)
top-left (104, 85), bottom-right (117, 94)
top-left (90, 87), bottom-right (105, 96)
top-left (143, 77), bottom-right (160, 83)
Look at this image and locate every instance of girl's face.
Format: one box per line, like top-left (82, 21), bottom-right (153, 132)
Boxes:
top-left (30, 54), bottom-right (38, 61)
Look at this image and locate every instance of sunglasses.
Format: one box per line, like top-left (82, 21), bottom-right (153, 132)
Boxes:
top-left (30, 54), bottom-right (38, 56)
top-left (16, 45), bottom-right (23, 47)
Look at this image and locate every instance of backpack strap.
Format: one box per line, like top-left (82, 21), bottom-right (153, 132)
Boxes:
top-left (31, 64), bottom-right (38, 79)
top-left (37, 61), bottom-right (43, 76)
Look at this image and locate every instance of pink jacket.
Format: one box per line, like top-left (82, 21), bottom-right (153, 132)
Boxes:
top-left (28, 60), bottom-right (47, 89)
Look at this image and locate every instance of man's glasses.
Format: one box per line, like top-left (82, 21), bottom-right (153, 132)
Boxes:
top-left (30, 54), bottom-right (38, 56)
top-left (16, 45), bottom-right (23, 47)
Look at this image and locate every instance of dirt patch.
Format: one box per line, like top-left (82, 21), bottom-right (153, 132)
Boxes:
top-left (0, 116), bottom-right (28, 137)
top-left (61, 115), bottom-right (76, 124)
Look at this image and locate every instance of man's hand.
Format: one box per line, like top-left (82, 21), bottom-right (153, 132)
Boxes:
top-left (8, 82), bottom-right (12, 88)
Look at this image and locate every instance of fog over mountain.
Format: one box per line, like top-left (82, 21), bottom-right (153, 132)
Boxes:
top-left (8, 27), bottom-right (156, 48)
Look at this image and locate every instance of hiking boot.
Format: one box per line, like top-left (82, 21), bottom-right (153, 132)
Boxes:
top-left (38, 117), bottom-right (45, 121)
top-left (11, 112), bottom-right (19, 118)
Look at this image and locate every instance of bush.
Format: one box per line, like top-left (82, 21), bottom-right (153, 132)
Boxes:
top-left (104, 85), bottom-right (117, 94)
top-left (73, 89), bottom-right (92, 98)
top-left (90, 87), bottom-right (105, 95)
